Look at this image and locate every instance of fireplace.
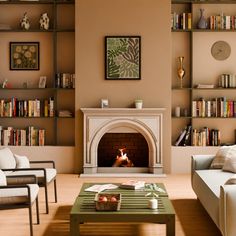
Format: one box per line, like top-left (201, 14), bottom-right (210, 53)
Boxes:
top-left (81, 108), bottom-right (165, 175)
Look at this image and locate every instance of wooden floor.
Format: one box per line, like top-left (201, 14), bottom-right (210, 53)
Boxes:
top-left (0, 174), bottom-right (222, 236)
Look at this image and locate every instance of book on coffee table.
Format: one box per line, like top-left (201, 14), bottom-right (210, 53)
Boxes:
top-left (120, 180), bottom-right (145, 190)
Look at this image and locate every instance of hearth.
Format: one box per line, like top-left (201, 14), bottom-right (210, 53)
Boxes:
top-left (81, 108), bottom-right (165, 175)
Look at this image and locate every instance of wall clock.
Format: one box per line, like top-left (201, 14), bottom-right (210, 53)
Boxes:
top-left (211, 41), bottom-right (231, 61)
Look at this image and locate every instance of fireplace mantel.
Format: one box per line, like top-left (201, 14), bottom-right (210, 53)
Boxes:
top-left (81, 108), bottom-right (165, 175)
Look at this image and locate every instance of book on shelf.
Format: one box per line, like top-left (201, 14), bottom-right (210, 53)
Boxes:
top-left (174, 125), bottom-right (191, 146)
top-left (196, 84), bottom-right (215, 89)
top-left (58, 110), bottom-right (73, 117)
top-left (119, 180), bottom-right (145, 190)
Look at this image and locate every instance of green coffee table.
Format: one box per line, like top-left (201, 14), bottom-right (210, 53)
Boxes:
top-left (70, 183), bottom-right (175, 236)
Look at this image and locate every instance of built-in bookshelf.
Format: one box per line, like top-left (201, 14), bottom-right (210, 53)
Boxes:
top-left (0, 0), bottom-right (75, 147)
top-left (171, 0), bottom-right (236, 148)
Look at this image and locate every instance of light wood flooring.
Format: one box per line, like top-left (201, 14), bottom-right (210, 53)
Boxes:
top-left (0, 174), bottom-right (222, 236)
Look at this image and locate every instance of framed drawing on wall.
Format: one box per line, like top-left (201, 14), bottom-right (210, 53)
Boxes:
top-left (10, 42), bottom-right (40, 70)
top-left (105, 36), bottom-right (141, 80)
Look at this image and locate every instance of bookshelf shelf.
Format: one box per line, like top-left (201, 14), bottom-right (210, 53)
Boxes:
top-left (0, 0), bottom-right (75, 146)
top-left (171, 0), bottom-right (236, 147)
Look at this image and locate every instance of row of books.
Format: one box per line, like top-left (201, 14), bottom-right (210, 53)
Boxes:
top-left (192, 97), bottom-right (236, 118)
top-left (0, 97), bottom-right (54, 117)
top-left (192, 128), bottom-right (220, 146)
top-left (171, 12), bottom-right (192, 30)
top-left (175, 125), bottom-right (221, 146)
top-left (0, 126), bottom-right (45, 146)
top-left (55, 73), bottom-right (75, 89)
top-left (219, 74), bottom-right (236, 88)
top-left (209, 15), bottom-right (236, 30)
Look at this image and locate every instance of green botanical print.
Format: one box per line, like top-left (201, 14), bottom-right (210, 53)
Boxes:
top-left (106, 37), bottom-right (140, 79)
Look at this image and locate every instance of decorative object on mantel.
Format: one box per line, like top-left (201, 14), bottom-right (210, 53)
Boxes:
top-left (197, 8), bottom-right (208, 29)
top-left (177, 56), bottom-right (185, 88)
top-left (39, 12), bottom-right (50, 30)
top-left (135, 99), bottom-right (143, 109)
top-left (101, 99), bottom-right (109, 108)
top-left (105, 36), bottom-right (141, 80)
top-left (20, 12), bottom-right (30, 30)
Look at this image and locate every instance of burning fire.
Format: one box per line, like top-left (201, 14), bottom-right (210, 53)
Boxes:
top-left (112, 148), bottom-right (134, 167)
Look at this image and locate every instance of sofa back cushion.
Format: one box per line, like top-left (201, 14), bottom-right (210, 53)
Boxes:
top-left (14, 154), bottom-right (30, 169)
top-left (210, 145), bottom-right (236, 169)
top-left (0, 148), bottom-right (16, 169)
top-left (0, 170), bottom-right (7, 186)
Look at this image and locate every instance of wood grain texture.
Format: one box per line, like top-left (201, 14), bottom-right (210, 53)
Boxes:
top-left (0, 174), bottom-right (222, 236)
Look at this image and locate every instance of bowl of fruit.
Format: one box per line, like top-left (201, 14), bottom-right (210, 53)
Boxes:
top-left (94, 193), bottom-right (121, 211)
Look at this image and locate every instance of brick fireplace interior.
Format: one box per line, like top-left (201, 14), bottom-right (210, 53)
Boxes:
top-left (97, 133), bottom-right (149, 168)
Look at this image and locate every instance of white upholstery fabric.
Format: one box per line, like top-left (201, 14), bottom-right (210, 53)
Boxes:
top-left (0, 184), bottom-right (39, 204)
top-left (7, 168), bottom-right (57, 183)
top-left (223, 156), bottom-right (236, 173)
top-left (14, 154), bottom-right (30, 168)
top-left (225, 174), bottom-right (236, 184)
top-left (0, 170), bottom-right (6, 186)
top-left (0, 148), bottom-right (16, 169)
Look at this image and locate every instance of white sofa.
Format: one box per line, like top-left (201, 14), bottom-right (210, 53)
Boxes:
top-left (191, 154), bottom-right (236, 236)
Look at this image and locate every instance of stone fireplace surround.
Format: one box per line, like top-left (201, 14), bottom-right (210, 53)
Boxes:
top-left (81, 108), bottom-right (165, 176)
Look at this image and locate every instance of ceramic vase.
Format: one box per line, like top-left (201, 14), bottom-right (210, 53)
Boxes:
top-left (197, 8), bottom-right (208, 29)
top-left (148, 198), bottom-right (158, 209)
top-left (177, 56), bottom-right (185, 88)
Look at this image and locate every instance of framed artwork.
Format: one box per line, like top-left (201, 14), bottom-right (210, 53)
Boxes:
top-left (10, 42), bottom-right (40, 70)
top-left (38, 76), bottom-right (47, 88)
top-left (105, 36), bottom-right (141, 80)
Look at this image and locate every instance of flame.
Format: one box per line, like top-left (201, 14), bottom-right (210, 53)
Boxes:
top-left (112, 148), bottom-right (134, 167)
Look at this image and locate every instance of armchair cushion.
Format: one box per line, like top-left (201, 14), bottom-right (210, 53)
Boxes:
top-left (7, 168), bottom-right (57, 183)
top-left (0, 170), bottom-right (6, 186)
top-left (223, 155), bottom-right (236, 173)
top-left (0, 148), bottom-right (16, 169)
top-left (0, 184), bottom-right (39, 204)
top-left (14, 154), bottom-right (30, 168)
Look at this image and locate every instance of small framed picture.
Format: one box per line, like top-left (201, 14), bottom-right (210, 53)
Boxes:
top-left (101, 99), bottom-right (109, 108)
top-left (38, 76), bottom-right (47, 88)
top-left (10, 42), bottom-right (40, 70)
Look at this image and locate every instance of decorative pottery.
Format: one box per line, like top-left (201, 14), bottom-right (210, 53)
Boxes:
top-left (20, 12), bottom-right (30, 30)
top-left (148, 198), bottom-right (158, 209)
top-left (177, 56), bottom-right (185, 88)
top-left (197, 8), bottom-right (208, 29)
top-left (39, 12), bottom-right (50, 30)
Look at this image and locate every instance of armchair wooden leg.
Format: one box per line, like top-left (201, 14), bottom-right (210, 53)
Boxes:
top-left (54, 179), bottom-right (57, 203)
top-left (44, 185), bottom-right (49, 214)
top-left (36, 197), bottom-right (40, 224)
top-left (29, 204), bottom-right (33, 236)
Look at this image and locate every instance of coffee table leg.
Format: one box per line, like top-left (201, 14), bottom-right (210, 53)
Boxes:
top-left (70, 214), bottom-right (80, 236)
top-left (166, 215), bottom-right (175, 236)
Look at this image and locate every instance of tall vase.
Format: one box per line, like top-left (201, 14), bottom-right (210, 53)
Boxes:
top-left (177, 56), bottom-right (185, 88)
top-left (197, 8), bottom-right (208, 29)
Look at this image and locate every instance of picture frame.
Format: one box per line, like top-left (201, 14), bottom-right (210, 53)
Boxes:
top-left (101, 99), bottom-right (109, 108)
top-left (105, 36), bottom-right (141, 80)
top-left (10, 42), bottom-right (40, 70)
top-left (38, 76), bottom-right (47, 88)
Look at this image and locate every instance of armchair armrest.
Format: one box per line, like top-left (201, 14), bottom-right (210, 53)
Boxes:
top-left (30, 160), bottom-right (55, 169)
top-left (220, 185), bottom-right (236, 236)
top-left (191, 155), bottom-right (215, 171)
top-left (6, 174), bottom-right (37, 185)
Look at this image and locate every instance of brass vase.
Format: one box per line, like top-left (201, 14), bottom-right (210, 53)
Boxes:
top-left (177, 56), bottom-right (185, 88)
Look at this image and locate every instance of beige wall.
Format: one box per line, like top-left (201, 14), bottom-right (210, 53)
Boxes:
top-left (75, 0), bottom-right (172, 173)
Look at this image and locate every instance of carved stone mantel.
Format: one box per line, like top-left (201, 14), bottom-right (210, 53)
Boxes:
top-left (81, 108), bottom-right (165, 174)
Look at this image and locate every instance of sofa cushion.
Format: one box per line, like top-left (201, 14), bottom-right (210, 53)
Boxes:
top-left (14, 154), bottom-right (30, 169)
top-left (223, 155), bottom-right (236, 173)
top-left (210, 145), bottom-right (236, 169)
top-left (0, 170), bottom-right (6, 186)
top-left (0, 148), bottom-right (16, 169)
top-left (225, 174), bottom-right (236, 184)
top-left (0, 184), bottom-right (39, 204)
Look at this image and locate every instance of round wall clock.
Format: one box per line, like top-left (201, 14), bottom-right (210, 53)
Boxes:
top-left (211, 41), bottom-right (231, 61)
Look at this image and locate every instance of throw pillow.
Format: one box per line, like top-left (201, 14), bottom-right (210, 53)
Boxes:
top-left (0, 147), bottom-right (16, 169)
top-left (210, 145), bottom-right (236, 169)
top-left (14, 154), bottom-right (30, 169)
top-left (225, 174), bottom-right (236, 184)
top-left (0, 169), bottom-right (7, 186)
top-left (223, 155), bottom-right (236, 173)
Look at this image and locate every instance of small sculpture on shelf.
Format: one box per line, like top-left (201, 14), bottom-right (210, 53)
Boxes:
top-left (177, 56), bottom-right (185, 88)
top-left (20, 12), bottom-right (30, 30)
top-left (39, 13), bottom-right (50, 30)
top-left (197, 8), bottom-right (208, 29)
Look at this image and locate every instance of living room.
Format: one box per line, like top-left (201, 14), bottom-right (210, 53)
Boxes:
top-left (1, 0), bottom-right (236, 235)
